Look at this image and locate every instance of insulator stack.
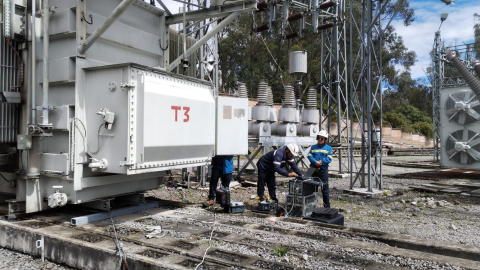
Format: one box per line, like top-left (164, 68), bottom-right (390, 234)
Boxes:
top-left (238, 83), bottom-right (248, 98)
top-left (257, 80), bottom-right (269, 104)
top-left (446, 50), bottom-right (480, 99)
top-left (319, 0), bottom-right (336, 9)
top-left (285, 33), bottom-right (299, 39)
top-left (254, 24), bottom-right (269, 32)
top-left (472, 60), bottom-right (480, 79)
top-left (318, 23), bottom-right (334, 31)
top-left (306, 87), bottom-right (317, 109)
top-left (267, 86), bottom-right (274, 106)
top-left (288, 12), bottom-right (304, 22)
top-left (284, 84), bottom-right (296, 107)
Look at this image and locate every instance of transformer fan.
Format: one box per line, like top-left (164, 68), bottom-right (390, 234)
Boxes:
top-left (445, 89), bottom-right (480, 125)
top-left (445, 129), bottom-right (480, 165)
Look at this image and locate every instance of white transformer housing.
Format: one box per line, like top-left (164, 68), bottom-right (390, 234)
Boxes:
top-left (84, 64), bottom-right (216, 175)
top-left (440, 86), bottom-right (480, 169)
top-left (215, 96), bottom-right (248, 155)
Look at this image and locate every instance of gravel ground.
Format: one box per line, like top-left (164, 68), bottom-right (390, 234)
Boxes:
top-left (146, 155), bottom-right (480, 248)
top-left (0, 247), bottom-right (76, 270)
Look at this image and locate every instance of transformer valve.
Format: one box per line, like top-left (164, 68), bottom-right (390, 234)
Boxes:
top-left (89, 158), bottom-right (108, 172)
top-left (48, 186), bottom-right (68, 208)
top-left (96, 108), bottom-right (115, 129)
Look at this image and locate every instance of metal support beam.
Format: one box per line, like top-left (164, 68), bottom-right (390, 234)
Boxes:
top-left (71, 201), bottom-right (159, 226)
top-left (77, 0), bottom-right (136, 55)
top-left (166, 11), bottom-right (240, 72)
top-left (156, 0), bottom-right (172, 16)
top-left (165, 1), bottom-right (257, 24)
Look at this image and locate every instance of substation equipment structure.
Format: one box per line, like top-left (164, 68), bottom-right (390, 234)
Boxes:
top-left (238, 0), bottom-right (388, 194)
top-left (0, 0), bottom-right (396, 216)
top-left (430, 27), bottom-right (480, 169)
top-left (0, 0), bottom-right (250, 216)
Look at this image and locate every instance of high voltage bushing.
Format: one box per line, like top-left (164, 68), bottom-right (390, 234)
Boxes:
top-left (257, 79), bottom-right (269, 104)
top-left (254, 24), bottom-right (269, 32)
top-left (318, 23), bottom-right (334, 31)
top-left (472, 60), bottom-right (480, 79)
top-left (288, 12), bottom-right (304, 22)
top-left (319, 0), bottom-right (336, 9)
top-left (285, 33), bottom-right (299, 39)
top-left (267, 86), bottom-right (274, 106)
top-left (238, 83), bottom-right (248, 98)
top-left (446, 50), bottom-right (480, 99)
top-left (257, 1), bottom-right (268, 11)
top-left (306, 86), bottom-right (317, 109)
top-left (284, 84), bottom-right (296, 107)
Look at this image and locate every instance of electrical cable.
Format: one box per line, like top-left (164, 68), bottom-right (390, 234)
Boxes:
top-left (194, 208), bottom-right (216, 270)
top-left (0, 173), bottom-right (11, 183)
top-left (6, 38), bottom-right (23, 91)
top-left (81, 11), bottom-right (93, 25)
top-left (73, 118), bottom-right (104, 155)
top-left (89, 123), bottom-right (105, 155)
top-left (110, 216), bottom-right (129, 270)
top-left (285, 178), bottom-right (298, 217)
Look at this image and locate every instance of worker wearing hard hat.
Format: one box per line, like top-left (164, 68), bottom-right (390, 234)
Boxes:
top-left (308, 130), bottom-right (333, 208)
top-left (256, 144), bottom-right (303, 202)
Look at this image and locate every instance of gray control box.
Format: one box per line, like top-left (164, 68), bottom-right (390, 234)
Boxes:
top-left (17, 135), bottom-right (32, 149)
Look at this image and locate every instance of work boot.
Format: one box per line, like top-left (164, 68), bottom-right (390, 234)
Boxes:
top-left (202, 199), bottom-right (214, 208)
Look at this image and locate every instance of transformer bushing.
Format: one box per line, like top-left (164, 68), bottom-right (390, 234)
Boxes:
top-left (272, 84), bottom-right (298, 136)
top-left (297, 86), bottom-right (320, 137)
top-left (267, 86), bottom-right (277, 122)
top-left (238, 83), bottom-right (253, 121)
top-left (249, 80), bottom-right (272, 137)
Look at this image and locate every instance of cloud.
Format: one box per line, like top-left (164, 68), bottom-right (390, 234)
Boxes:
top-left (391, 0), bottom-right (478, 79)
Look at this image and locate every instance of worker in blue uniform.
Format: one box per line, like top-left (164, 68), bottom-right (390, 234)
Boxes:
top-left (256, 144), bottom-right (303, 202)
top-left (308, 130), bottom-right (333, 208)
top-left (204, 155), bottom-right (234, 207)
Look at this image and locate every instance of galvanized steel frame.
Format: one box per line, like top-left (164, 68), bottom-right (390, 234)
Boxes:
top-left (347, 0), bottom-right (383, 191)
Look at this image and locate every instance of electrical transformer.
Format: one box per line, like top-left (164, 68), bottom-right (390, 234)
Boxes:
top-left (0, 0), bottom-right (248, 215)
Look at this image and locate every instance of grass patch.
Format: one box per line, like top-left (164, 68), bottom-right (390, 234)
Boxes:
top-left (273, 245), bottom-right (289, 257)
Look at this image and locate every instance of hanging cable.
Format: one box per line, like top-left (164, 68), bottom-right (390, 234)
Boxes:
top-left (6, 38), bottom-right (23, 91)
top-left (81, 11), bottom-right (93, 25)
top-left (0, 173), bottom-right (11, 183)
top-left (194, 207), bottom-right (217, 270)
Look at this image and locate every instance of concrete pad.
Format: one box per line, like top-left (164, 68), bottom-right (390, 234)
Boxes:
top-left (342, 188), bottom-right (384, 197)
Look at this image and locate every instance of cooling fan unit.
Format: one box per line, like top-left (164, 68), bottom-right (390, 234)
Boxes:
top-left (445, 90), bottom-right (480, 125)
top-left (445, 129), bottom-right (480, 165)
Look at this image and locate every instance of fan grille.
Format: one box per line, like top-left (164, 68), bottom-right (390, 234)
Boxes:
top-left (445, 129), bottom-right (480, 164)
top-left (445, 90), bottom-right (480, 125)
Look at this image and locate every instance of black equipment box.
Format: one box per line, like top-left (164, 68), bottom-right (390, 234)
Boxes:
top-left (311, 207), bottom-right (338, 219)
top-left (289, 179), bottom-right (323, 196)
top-left (304, 213), bottom-right (344, 226)
top-left (216, 187), bottom-right (230, 206)
top-left (285, 194), bottom-right (317, 217)
top-left (226, 200), bottom-right (245, 214)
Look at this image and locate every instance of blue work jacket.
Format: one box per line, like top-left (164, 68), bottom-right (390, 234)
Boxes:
top-left (257, 147), bottom-right (303, 177)
top-left (212, 155), bottom-right (234, 174)
top-left (307, 144), bottom-right (333, 170)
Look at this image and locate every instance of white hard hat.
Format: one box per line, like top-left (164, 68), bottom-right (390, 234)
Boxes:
top-left (317, 130), bottom-right (329, 139)
top-left (286, 143), bottom-right (299, 157)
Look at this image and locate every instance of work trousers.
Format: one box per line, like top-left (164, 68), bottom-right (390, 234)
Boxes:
top-left (313, 169), bottom-right (330, 208)
top-left (208, 167), bottom-right (232, 200)
top-left (257, 170), bottom-right (278, 202)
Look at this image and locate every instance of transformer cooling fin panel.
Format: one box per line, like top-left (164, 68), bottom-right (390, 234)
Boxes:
top-left (445, 90), bottom-right (480, 125)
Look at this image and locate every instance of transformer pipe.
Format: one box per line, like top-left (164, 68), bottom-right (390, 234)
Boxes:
top-left (31, 0), bottom-right (36, 124)
top-left (166, 12), bottom-right (240, 72)
top-left (285, 32), bottom-right (298, 39)
top-left (78, 0), bottom-right (136, 55)
top-left (446, 50), bottom-right (480, 99)
top-left (42, 0), bottom-right (50, 125)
